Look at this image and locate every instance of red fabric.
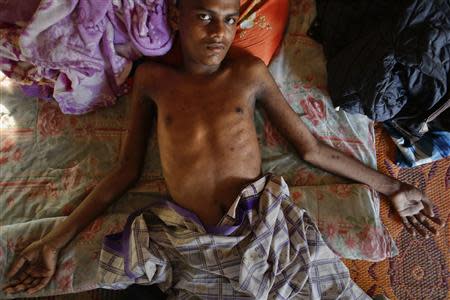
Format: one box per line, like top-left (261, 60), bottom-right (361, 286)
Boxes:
top-left (233, 0), bottom-right (289, 65)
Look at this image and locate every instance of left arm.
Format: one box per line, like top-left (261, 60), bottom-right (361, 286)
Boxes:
top-left (253, 59), bottom-right (442, 237)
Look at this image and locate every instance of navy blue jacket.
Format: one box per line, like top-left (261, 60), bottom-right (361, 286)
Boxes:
top-left (310, 0), bottom-right (450, 138)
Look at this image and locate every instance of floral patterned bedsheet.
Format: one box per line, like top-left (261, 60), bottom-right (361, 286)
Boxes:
top-left (0, 0), bottom-right (396, 298)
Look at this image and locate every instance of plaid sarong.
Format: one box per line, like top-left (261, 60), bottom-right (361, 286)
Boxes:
top-left (98, 174), bottom-right (370, 299)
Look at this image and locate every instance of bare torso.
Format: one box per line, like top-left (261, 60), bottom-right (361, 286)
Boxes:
top-left (139, 56), bottom-right (262, 225)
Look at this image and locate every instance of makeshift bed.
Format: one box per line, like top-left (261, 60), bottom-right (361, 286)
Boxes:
top-left (1, 0), bottom-right (397, 298)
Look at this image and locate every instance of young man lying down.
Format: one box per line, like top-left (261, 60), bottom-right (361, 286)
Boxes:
top-left (3, 0), bottom-right (442, 298)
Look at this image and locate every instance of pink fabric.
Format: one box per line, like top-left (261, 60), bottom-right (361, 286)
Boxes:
top-left (0, 0), bottom-right (173, 114)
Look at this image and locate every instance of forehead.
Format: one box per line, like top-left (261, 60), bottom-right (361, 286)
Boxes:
top-left (179, 0), bottom-right (240, 14)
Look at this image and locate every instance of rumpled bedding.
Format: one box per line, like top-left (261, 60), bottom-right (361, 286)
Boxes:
top-left (0, 0), bottom-right (172, 114)
top-left (0, 0), bottom-right (396, 298)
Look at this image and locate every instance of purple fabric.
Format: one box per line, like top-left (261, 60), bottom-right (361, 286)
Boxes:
top-left (161, 195), bottom-right (261, 235)
top-left (0, 0), bottom-right (173, 114)
top-left (21, 83), bottom-right (53, 99)
top-left (103, 184), bottom-right (264, 278)
top-left (104, 203), bottom-right (159, 279)
top-left (98, 175), bottom-right (370, 299)
top-left (105, 193), bottom-right (262, 251)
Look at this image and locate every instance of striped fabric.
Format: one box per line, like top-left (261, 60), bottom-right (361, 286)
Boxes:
top-left (384, 123), bottom-right (450, 167)
top-left (98, 175), bottom-right (370, 299)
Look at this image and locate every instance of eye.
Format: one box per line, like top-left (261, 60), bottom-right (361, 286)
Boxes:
top-left (198, 14), bottom-right (211, 22)
top-left (226, 17), bottom-right (237, 25)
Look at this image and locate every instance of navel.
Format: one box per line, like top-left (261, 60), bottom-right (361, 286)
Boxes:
top-left (235, 107), bottom-right (244, 114)
top-left (165, 115), bottom-right (173, 126)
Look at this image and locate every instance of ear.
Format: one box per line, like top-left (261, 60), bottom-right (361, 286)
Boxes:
top-left (168, 2), bottom-right (180, 31)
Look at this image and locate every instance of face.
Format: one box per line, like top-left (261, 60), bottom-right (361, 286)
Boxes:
top-left (176, 0), bottom-right (240, 70)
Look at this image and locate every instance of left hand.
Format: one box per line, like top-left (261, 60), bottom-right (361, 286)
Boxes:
top-left (389, 183), bottom-right (443, 238)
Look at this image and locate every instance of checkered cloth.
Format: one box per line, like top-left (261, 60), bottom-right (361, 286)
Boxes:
top-left (98, 175), bottom-right (370, 299)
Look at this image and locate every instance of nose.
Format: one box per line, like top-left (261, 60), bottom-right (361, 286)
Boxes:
top-left (208, 20), bottom-right (225, 39)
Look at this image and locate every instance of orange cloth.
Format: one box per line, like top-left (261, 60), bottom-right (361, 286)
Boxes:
top-left (233, 0), bottom-right (289, 65)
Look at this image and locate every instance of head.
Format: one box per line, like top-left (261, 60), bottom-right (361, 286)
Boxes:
top-left (173, 0), bottom-right (240, 72)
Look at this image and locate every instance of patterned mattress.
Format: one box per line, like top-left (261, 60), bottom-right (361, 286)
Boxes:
top-left (0, 0), bottom-right (387, 298)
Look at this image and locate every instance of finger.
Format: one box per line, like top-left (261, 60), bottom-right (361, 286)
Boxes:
top-left (10, 279), bottom-right (36, 294)
top-left (3, 269), bottom-right (31, 293)
top-left (408, 216), bottom-right (428, 238)
top-left (417, 213), bottom-right (437, 235)
top-left (420, 196), bottom-right (434, 217)
top-left (2, 283), bottom-right (17, 293)
top-left (21, 276), bottom-right (35, 286)
top-left (421, 210), bottom-right (444, 227)
top-left (3, 286), bottom-right (15, 294)
top-left (4, 279), bottom-right (29, 294)
top-left (25, 278), bottom-right (42, 295)
top-left (432, 217), bottom-right (444, 227)
top-left (2, 278), bottom-right (23, 291)
top-left (7, 270), bottom-right (28, 284)
top-left (2, 278), bottom-right (23, 290)
top-left (6, 256), bottom-right (27, 279)
top-left (401, 217), bottom-right (415, 236)
top-left (27, 277), bottom-right (51, 295)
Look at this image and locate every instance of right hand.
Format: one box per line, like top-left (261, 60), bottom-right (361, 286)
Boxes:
top-left (2, 240), bottom-right (59, 295)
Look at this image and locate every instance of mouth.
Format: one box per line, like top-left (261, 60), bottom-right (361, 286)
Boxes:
top-left (205, 43), bottom-right (226, 53)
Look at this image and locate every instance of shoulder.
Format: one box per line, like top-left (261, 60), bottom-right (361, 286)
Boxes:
top-left (226, 49), bottom-right (270, 91)
top-left (228, 48), bottom-right (267, 74)
top-left (133, 61), bottom-right (166, 86)
top-left (131, 61), bottom-right (180, 106)
top-left (132, 61), bottom-right (175, 97)
top-left (227, 49), bottom-right (277, 101)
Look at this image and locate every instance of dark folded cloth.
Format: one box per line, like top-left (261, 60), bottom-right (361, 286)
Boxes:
top-left (310, 0), bottom-right (450, 140)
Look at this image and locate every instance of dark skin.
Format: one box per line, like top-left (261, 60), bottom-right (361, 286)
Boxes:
top-left (3, 0), bottom-right (443, 295)
top-left (154, 60), bottom-right (262, 224)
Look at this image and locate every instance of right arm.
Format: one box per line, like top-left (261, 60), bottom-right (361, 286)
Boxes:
top-left (3, 65), bottom-right (155, 295)
top-left (40, 67), bottom-right (155, 250)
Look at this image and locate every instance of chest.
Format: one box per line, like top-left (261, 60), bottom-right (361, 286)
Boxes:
top-left (154, 75), bottom-right (256, 127)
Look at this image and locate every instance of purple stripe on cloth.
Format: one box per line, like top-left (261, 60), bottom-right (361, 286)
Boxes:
top-left (240, 194), bottom-right (260, 211)
top-left (204, 194), bottom-right (261, 235)
top-left (103, 203), bottom-right (157, 279)
top-left (102, 199), bottom-right (194, 280)
top-left (102, 174), bottom-right (270, 279)
top-left (102, 232), bottom-right (124, 253)
top-left (162, 199), bottom-right (205, 228)
top-left (153, 174), bottom-right (269, 235)
top-left (156, 193), bottom-right (261, 235)
top-left (102, 193), bottom-right (259, 278)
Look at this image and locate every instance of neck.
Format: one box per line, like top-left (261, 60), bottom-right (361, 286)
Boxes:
top-left (181, 56), bottom-right (221, 75)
